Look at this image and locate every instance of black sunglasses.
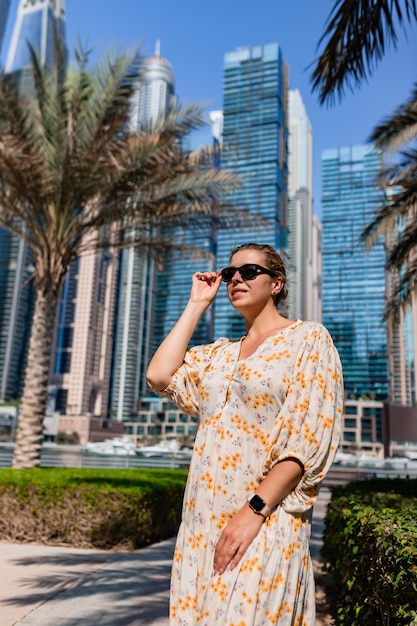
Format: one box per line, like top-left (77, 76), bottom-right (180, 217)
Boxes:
top-left (221, 263), bottom-right (276, 282)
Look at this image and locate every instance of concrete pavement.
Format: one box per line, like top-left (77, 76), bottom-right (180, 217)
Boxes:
top-left (1, 490), bottom-right (331, 625)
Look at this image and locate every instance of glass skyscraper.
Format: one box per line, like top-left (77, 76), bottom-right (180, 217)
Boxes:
top-left (214, 43), bottom-right (289, 340)
top-left (0, 0), bottom-right (11, 55)
top-left (287, 89), bottom-right (314, 322)
top-left (6, 0), bottom-right (65, 92)
top-left (0, 0), bottom-right (65, 401)
top-left (110, 48), bottom-right (179, 421)
top-left (321, 144), bottom-right (389, 400)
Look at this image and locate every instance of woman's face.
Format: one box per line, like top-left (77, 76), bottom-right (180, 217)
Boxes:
top-left (224, 249), bottom-right (280, 311)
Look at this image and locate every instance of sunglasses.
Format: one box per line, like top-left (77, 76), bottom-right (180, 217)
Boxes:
top-left (221, 263), bottom-right (276, 283)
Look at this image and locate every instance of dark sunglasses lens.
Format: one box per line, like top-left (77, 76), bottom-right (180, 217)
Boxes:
top-left (222, 265), bottom-right (259, 282)
top-left (240, 265), bottom-right (257, 280)
top-left (222, 268), bottom-right (234, 282)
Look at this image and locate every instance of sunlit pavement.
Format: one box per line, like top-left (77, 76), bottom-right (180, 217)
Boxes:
top-left (1, 489), bottom-right (331, 625)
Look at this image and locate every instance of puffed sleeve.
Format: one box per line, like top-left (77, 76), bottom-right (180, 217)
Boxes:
top-left (263, 324), bottom-right (344, 513)
top-left (148, 338), bottom-right (229, 417)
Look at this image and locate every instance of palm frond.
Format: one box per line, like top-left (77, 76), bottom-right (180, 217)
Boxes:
top-left (384, 258), bottom-right (417, 321)
top-left (362, 144), bottom-right (417, 242)
top-left (387, 210), bottom-right (417, 267)
top-left (310, 0), bottom-right (417, 104)
top-left (0, 42), bottom-right (242, 286)
top-left (369, 82), bottom-right (417, 151)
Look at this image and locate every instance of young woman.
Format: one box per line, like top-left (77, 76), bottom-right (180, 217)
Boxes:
top-left (147, 242), bottom-right (343, 625)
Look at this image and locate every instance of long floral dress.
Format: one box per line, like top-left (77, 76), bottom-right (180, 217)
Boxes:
top-left (153, 320), bottom-right (343, 626)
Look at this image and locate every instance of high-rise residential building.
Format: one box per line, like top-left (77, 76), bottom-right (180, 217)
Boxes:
top-left (0, 0), bottom-right (11, 55)
top-left (385, 219), bottom-right (417, 405)
top-left (0, 0), bottom-right (65, 402)
top-left (321, 144), bottom-right (389, 400)
top-left (6, 0), bottom-right (65, 93)
top-left (110, 47), bottom-right (178, 421)
top-left (214, 43), bottom-right (289, 339)
top-left (49, 245), bottom-right (119, 418)
top-left (150, 109), bottom-right (223, 359)
top-left (0, 231), bottom-right (35, 401)
top-left (311, 215), bottom-right (322, 323)
top-left (287, 89), bottom-right (314, 321)
top-left (129, 41), bottom-right (177, 129)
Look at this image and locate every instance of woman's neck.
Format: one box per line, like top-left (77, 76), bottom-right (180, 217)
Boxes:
top-left (244, 310), bottom-right (290, 338)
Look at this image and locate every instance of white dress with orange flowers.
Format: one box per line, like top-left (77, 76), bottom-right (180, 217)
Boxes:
top-left (154, 320), bottom-right (343, 626)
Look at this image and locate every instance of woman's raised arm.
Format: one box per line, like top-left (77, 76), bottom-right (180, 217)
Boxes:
top-left (146, 271), bottom-right (222, 391)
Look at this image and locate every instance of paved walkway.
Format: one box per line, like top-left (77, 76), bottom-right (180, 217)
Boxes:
top-left (1, 490), bottom-right (331, 625)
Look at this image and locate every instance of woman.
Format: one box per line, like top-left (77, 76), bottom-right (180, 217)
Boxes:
top-left (147, 242), bottom-right (343, 625)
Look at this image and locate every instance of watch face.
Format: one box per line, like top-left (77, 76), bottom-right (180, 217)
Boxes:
top-left (250, 495), bottom-right (266, 512)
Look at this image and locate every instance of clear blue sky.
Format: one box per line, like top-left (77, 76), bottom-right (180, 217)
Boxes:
top-left (3, 0), bottom-right (416, 216)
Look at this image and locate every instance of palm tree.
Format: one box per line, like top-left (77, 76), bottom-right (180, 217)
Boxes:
top-left (0, 44), bottom-right (239, 469)
top-left (311, 0), bottom-right (417, 104)
top-left (311, 0), bottom-right (417, 320)
top-left (362, 83), bottom-right (417, 318)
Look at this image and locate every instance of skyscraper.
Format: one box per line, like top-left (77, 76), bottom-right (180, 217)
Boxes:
top-left (0, 0), bottom-right (11, 55)
top-left (150, 110), bottom-right (222, 360)
top-left (110, 47), bottom-right (178, 421)
top-left (215, 43), bottom-right (289, 339)
top-left (311, 215), bottom-right (322, 323)
top-left (0, 0), bottom-right (65, 402)
top-left (287, 89), bottom-right (314, 321)
top-left (49, 246), bottom-right (119, 418)
top-left (6, 0), bottom-right (65, 92)
top-left (321, 144), bottom-right (389, 400)
top-left (385, 220), bottom-right (417, 405)
top-left (0, 231), bottom-right (35, 401)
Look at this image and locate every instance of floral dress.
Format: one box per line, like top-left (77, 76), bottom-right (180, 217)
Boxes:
top-left (153, 320), bottom-right (343, 626)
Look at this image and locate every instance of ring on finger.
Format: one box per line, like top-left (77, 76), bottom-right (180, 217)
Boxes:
top-left (229, 545), bottom-right (237, 551)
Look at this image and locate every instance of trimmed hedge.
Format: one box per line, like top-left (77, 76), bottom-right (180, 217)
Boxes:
top-left (0, 468), bottom-right (188, 550)
top-left (321, 478), bottom-right (417, 626)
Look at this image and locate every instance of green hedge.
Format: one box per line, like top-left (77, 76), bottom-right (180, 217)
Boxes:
top-left (0, 468), bottom-right (188, 550)
top-left (321, 478), bottom-right (417, 626)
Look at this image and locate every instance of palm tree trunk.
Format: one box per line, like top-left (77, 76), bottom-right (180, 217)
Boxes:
top-left (12, 288), bottom-right (58, 469)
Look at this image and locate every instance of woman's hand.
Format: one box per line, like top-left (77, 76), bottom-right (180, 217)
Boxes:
top-left (190, 271), bottom-right (222, 306)
top-left (213, 504), bottom-right (264, 575)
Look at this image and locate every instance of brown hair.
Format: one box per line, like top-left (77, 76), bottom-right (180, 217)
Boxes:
top-left (230, 243), bottom-right (288, 306)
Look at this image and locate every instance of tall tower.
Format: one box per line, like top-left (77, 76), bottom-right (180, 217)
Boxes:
top-left (215, 43), bottom-right (289, 339)
top-left (49, 245), bottom-right (119, 420)
top-left (0, 0), bottom-right (66, 402)
top-left (311, 214), bottom-right (322, 323)
top-left (321, 145), bottom-right (389, 400)
top-left (129, 41), bottom-right (176, 129)
top-left (6, 0), bottom-right (65, 92)
top-left (0, 0), bottom-right (11, 56)
top-left (110, 46), bottom-right (177, 422)
top-left (148, 110), bottom-right (221, 386)
top-left (287, 89), bottom-right (314, 321)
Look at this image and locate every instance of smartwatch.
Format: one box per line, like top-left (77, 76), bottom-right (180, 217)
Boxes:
top-left (248, 494), bottom-right (272, 518)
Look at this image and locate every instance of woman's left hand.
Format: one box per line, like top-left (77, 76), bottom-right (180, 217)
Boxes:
top-left (213, 504), bottom-right (264, 575)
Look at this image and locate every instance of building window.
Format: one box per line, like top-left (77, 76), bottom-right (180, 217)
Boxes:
top-left (55, 389), bottom-right (68, 413)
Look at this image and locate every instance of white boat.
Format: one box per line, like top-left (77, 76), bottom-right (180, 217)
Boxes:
top-left (332, 451), bottom-right (360, 466)
top-left (403, 450), bottom-right (417, 461)
top-left (332, 450), bottom-right (417, 472)
top-left (84, 437), bottom-right (137, 456)
top-left (136, 439), bottom-right (193, 459)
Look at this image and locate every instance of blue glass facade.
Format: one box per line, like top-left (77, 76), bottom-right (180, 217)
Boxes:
top-left (7, 1), bottom-right (65, 73)
top-left (0, 0), bottom-right (66, 401)
top-left (214, 43), bottom-right (289, 340)
top-left (322, 145), bottom-right (389, 400)
top-left (151, 227), bottom-right (217, 357)
top-left (0, 0), bottom-right (11, 55)
top-left (54, 258), bottom-right (79, 379)
top-left (0, 230), bottom-right (35, 400)
top-left (109, 52), bottom-right (203, 419)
